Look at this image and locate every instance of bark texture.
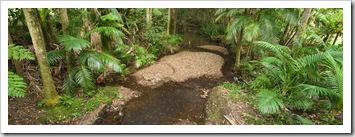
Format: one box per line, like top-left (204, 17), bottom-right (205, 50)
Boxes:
top-left (23, 8), bottom-right (59, 106)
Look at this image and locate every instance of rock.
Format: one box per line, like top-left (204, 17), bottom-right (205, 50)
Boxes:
top-left (74, 103), bottom-right (107, 125)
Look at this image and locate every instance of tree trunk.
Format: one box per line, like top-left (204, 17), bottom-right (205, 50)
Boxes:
top-left (9, 32), bottom-right (24, 78)
top-left (80, 8), bottom-right (88, 39)
top-left (23, 8), bottom-right (59, 106)
top-left (288, 8), bottom-right (313, 50)
top-left (332, 32), bottom-right (340, 45)
top-left (89, 8), bottom-right (102, 51)
top-left (58, 8), bottom-right (75, 74)
top-left (323, 34), bottom-right (330, 44)
top-left (58, 8), bottom-right (69, 35)
top-left (146, 8), bottom-right (152, 30)
top-left (172, 9), bottom-right (177, 34)
top-left (234, 28), bottom-right (244, 71)
top-left (167, 8), bottom-right (171, 35)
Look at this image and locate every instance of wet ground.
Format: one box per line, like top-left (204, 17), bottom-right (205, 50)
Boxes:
top-left (99, 30), bottom-right (235, 125)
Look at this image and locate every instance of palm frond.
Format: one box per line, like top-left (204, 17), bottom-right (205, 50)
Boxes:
top-left (254, 41), bottom-right (295, 63)
top-left (244, 22), bottom-right (260, 42)
top-left (8, 44), bottom-right (35, 60)
top-left (296, 84), bottom-right (341, 98)
top-left (62, 71), bottom-right (78, 93)
top-left (57, 35), bottom-right (91, 52)
top-left (74, 66), bottom-right (94, 90)
top-left (84, 26), bottom-right (125, 45)
top-left (78, 51), bottom-right (104, 72)
top-left (8, 71), bottom-right (27, 98)
top-left (47, 49), bottom-right (66, 66)
top-left (256, 89), bottom-right (284, 114)
top-left (295, 52), bottom-right (326, 69)
top-left (99, 52), bottom-right (125, 73)
top-left (108, 9), bottom-right (123, 23)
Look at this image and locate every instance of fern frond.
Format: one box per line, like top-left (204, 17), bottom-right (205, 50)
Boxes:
top-left (99, 52), bottom-right (125, 73)
top-left (57, 35), bottom-right (91, 52)
top-left (256, 89), bottom-right (284, 114)
top-left (8, 71), bottom-right (27, 98)
top-left (47, 49), bottom-right (66, 66)
top-left (8, 44), bottom-right (35, 61)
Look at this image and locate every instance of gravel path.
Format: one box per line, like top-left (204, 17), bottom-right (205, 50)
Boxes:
top-left (132, 45), bottom-right (228, 87)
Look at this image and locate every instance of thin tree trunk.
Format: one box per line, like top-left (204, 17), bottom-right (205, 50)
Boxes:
top-left (146, 8), bottom-right (152, 30)
top-left (234, 28), bottom-right (244, 71)
top-left (279, 23), bottom-right (290, 45)
top-left (167, 8), bottom-right (171, 35)
top-left (172, 9), bottom-right (177, 34)
top-left (80, 8), bottom-right (88, 39)
top-left (89, 8), bottom-right (102, 51)
top-left (23, 8), bottom-right (59, 106)
top-left (288, 8), bottom-right (313, 50)
top-left (323, 34), bottom-right (330, 44)
top-left (9, 32), bottom-right (24, 78)
top-left (332, 32), bottom-right (340, 45)
top-left (58, 8), bottom-right (75, 74)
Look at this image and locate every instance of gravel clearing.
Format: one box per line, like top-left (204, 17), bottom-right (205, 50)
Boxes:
top-left (132, 46), bottom-right (227, 87)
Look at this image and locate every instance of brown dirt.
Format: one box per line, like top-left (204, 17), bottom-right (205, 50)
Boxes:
top-left (198, 45), bottom-right (229, 55)
top-left (8, 93), bottom-right (44, 125)
top-left (132, 46), bottom-right (226, 87)
top-left (205, 87), bottom-right (259, 125)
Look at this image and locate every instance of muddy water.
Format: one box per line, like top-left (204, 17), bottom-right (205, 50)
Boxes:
top-left (99, 31), bottom-right (234, 125)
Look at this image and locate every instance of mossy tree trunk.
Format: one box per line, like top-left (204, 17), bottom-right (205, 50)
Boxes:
top-left (234, 28), bottom-right (244, 71)
top-left (146, 8), bottom-right (152, 30)
top-left (23, 8), bottom-right (59, 106)
top-left (8, 32), bottom-right (24, 78)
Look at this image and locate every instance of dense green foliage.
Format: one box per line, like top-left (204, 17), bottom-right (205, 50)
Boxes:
top-left (8, 8), bottom-right (343, 125)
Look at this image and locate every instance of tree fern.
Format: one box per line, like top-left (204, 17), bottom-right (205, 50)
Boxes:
top-left (47, 49), bottom-right (66, 66)
top-left (8, 71), bottom-right (27, 98)
top-left (8, 44), bottom-right (35, 60)
top-left (57, 35), bottom-right (91, 52)
top-left (256, 89), bottom-right (285, 114)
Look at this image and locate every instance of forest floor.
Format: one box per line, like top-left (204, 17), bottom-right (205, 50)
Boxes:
top-left (8, 28), bottom-right (257, 125)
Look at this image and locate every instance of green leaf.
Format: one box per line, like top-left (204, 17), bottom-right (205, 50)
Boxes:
top-left (99, 52), bottom-right (124, 73)
top-left (74, 66), bottom-right (94, 90)
top-left (296, 115), bottom-right (315, 125)
top-left (57, 35), bottom-right (91, 52)
top-left (8, 44), bottom-right (35, 61)
top-left (8, 71), bottom-right (27, 98)
top-left (256, 89), bottom-right (284, 114)
top-left (47, 50), bottom-right (66, 66)
top-left (78, 51), bottom-right (104, 72)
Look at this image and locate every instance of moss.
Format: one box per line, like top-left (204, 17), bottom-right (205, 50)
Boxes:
top-left (85, 86), bottom-right (118, 111)
top-left (38, 98), bottom-right (85, 122)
